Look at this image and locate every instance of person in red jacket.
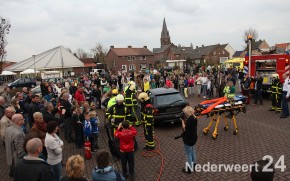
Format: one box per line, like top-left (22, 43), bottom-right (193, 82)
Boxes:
top-left (74, 87), bottom-right (85, 105)
top-left (114, 120), bottom-right (137, 181)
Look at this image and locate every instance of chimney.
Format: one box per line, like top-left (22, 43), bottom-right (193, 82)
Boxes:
top-left (128, 45), bottom-right (132, 48)
top-left (143, 46), bottom-right (147, 49)
top-left (202, 44), bottom-right (204, 48)
top-left (196, 46), bottom-right (198, 49)
top-left (110, 46), bottom-right (114, 49)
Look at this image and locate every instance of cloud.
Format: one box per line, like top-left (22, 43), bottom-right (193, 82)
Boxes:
top-left (1, 0), bottom-right (290, 61)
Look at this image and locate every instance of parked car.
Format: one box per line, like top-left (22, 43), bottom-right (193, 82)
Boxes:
top-left (7, 78), bottom-right (37, 89)
top-left (31, 84), bottom-right (62, 98)
top-left (147, 88), bottom-right (188, 124)
top-left (43, 78), bottom-right (64, 84)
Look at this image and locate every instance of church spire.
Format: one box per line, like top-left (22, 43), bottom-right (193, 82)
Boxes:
top-left (160, 18), bottom-right (171, 48)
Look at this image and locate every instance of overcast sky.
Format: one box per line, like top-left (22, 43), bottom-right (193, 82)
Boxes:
top-left (1, 0), bottom-right (290, 61)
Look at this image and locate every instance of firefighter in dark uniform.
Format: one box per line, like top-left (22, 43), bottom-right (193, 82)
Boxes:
top-left (106, 94), bottom-right (129, 138)
top-left (138, 92), bottom-right (155, 151)
top-left (269, 74), bottom-right (282, 113)
top-left (125, 82), bottom-right (141, 126)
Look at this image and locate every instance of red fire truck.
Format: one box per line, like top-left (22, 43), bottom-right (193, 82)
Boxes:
top-left (245, 53), bottom-right (290, 93)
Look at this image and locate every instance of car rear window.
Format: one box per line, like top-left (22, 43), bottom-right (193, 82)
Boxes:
top-left (155, 93), bottom-right (184, 106)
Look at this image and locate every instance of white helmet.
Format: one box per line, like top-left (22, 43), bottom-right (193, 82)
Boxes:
top-left (116, 94), bottom-right (124, 102)
top-left (129, 84), bottom-right (136, 91)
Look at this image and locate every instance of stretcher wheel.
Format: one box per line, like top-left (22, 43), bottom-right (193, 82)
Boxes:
top-left (203, 129), bottom-right (209, 135)
top-left (212, 134), bottom-right (218, 140)
top-left (233, 129), bottom-right (238, 135)
top-left (224, 126), bottom-right (228, 131)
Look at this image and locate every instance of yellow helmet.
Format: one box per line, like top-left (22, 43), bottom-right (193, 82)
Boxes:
top-left (112, 89), bottom-right (119, 95)
top-left (138, 92), bottom-right (149, 101)
top-left (116, 94), bottom-right (124, 102)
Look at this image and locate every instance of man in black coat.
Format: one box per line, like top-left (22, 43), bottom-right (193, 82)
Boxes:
top-left (14, 138), bottom-right (54, 181)
top-left (253, 73), bottom-right (263, 106)
top-left (61, 93), bottom-right (72, 142)
top-left (28, 95), bottom-right (40, 128)
top-left (42, 102), bottom-right (60, 124)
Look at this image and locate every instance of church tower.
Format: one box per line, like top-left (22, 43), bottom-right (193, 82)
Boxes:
top-left (160, 18), bottom-right (171, 48)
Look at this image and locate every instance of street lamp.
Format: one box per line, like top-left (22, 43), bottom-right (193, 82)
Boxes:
top-left (32, 55), bottom-right (37, 77)
top-left (247, 35), bottom-right (253, 76)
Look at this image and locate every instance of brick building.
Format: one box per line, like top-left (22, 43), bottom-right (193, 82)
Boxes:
top-left (241, 39), bottom-right (270, 57)
top-left (73, 58), bottom-right (96, 75)
top-left (106, 46), bottom-right (154, 72)
top-left (190, 44), bottom-right (230, 65)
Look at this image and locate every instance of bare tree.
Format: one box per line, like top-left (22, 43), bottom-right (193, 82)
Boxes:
top-left (243, 28), bottom-right (258, 42)
top-left (0, 17), bottom-right (11, 74)
top-left (90, 42), bottom-right (108, 64)
top-left (75, 48), bottom-right (88, 59)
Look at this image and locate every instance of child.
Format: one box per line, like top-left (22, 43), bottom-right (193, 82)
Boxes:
top-left (71, 106), bottom-right (83, 148)
top-left (115, 120), bottom-right (137, 180)
top-left (143, 78), bottom-right (150, 92)
top-left (83, 112), bottom-right (95, 152)
top-left (150, 79), bottom-right (156, 89)
top-left (89, 111), bottom-right (100, 150)
top-left (90, 102), bottom-right (97, 111)
top-left (207, 79), bottom-right (212, 99)
top-left (159, 77), bottom-right (165, 88)
top-left (103, 83), bottom-right (111, 94)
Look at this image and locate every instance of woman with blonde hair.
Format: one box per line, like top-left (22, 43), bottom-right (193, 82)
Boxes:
top-left (61, 155), bottom-right (88, 181)
top-left (181, 106), bottom-right (198, 174)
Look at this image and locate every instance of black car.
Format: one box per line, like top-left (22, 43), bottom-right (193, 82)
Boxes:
top-left (147, 88), bottom-right (188, 124)
top-left (8, 78), bottom-right (37, 89)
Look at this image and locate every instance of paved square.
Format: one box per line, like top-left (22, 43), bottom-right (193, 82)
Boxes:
top-left (0, 96), bottom-right (289, 181)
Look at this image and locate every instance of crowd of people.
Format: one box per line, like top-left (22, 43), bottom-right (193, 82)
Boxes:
top-left (0, 63), bottom-right (287, 181)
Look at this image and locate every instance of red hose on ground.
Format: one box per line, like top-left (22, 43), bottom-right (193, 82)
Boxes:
top-left (139, 134), bottom-right (164, 181)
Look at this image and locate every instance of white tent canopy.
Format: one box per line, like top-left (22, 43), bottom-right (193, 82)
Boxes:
top-left (5, 45), bottom-right (85, 72)
top-left (1, 70), bottom-right (16, 75)
top-left (20, 69), bottom-right (40, 74)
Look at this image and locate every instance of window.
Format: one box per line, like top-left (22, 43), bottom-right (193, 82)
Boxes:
top-left (129, 64), bottom-right (135, 71)
top-left (140, 56), bottom-right (146, 60)
top-left (127, 56), bottom-right (131, 61)
top-left (122, 65), bottom-right (127, 71)
top-left (222, 50), bottom-right (225, 54)
top-left (132, 56), bottom-right (136, 61)
top-left (156, 93), bottom-right (184, 106)
top-left (113, 60), bottom-right (116, 67)
top-left (213, 51), bottom-right (216, 55)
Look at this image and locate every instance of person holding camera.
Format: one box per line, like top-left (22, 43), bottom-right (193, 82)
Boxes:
top-left (181, 106), bottom-right (198, 174)
top-left (115, 120), bottom-right (137, 181)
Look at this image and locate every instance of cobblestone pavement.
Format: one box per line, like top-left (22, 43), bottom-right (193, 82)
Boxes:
top-left (1, 94), bottom-right (290, 181)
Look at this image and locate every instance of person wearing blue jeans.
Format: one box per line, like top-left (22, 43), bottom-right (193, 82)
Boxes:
top-left (50, 162), bottom-right (62, 181)
top-left (181, 106), bottom-right (198, 174)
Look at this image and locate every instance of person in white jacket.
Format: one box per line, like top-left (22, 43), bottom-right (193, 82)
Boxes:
top-left (201, 74), bottom-right (209, 99)
top-left (45, 121), bottom-right (63, 181)
top-left (195, 73), bottom-right (203, 97)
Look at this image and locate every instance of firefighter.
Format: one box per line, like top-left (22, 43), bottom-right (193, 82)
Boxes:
top-left (107, 89), bottom-right (119, 109)
top-left (106, 94), bottom-right (129, 138)
top-left (125, 82), bottom-right (141, 126)
top-left (138, 92), bottom-right (155, 151)
top-left (269, 74), bottom-right (282, 113)
top-left (124, 80), bottom-right (135, 93)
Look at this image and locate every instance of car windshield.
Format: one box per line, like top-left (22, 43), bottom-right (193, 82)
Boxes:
top-left (156, 93), bottom-right (184, 106)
